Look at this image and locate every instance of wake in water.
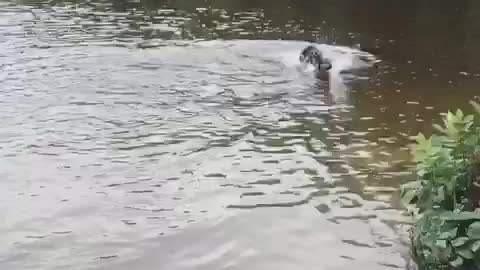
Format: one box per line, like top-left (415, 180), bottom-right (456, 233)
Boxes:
top-left (295, 42), bottom-right (380, 103)
top-left (202, 40), bottom-right (379, 104)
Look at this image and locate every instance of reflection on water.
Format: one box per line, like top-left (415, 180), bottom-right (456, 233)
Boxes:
top-left (2, 0), bottom-right (479, 269)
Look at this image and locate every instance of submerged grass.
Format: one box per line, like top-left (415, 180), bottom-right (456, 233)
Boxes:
top-left (401, 101), bottom-right (480, 270)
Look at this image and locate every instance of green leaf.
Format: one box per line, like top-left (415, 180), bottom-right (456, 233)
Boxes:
top-left (468, 222), bottom-right (480, 239)
top-left (452, 237), bottom-right (469, 247)
top-left (416, 133), bottom-right (433, 152)
top-left (416, 133), bottom-right (428, 144)
top-left (416, 168), bottom-right (427, 176)
top-left (450, 256), bottom-right (464, 267)
top-left (433, 241), bottom-right (454, 263)
top-left (447, 111), bottom-right (456, 122)
top-left (466, 120), bottom-right (474, 130)
top-left (457, 246), bottom-right (475, 259)
top-left (456, 109), bottom-right (464, 120)
top-left (465, 114), bottom-right (475, 123)
top-left (436, 239), bottom-right (448, 249)
top-left (465, 134), bottom-right (478, 147)
top-left (470, 240), bottom-right (480, 253)
top-left (439, 227), bottom-right (458, 240)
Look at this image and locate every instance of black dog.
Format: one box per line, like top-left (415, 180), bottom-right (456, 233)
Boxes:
top-left (299, 45), bottom-right (332, 80)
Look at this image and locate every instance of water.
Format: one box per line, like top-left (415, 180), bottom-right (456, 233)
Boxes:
top-left (1, 0), bottom-right (479, 269)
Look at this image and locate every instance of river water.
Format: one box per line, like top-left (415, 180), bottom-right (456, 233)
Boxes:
top-left (1, 0), bottom-right (480, 269)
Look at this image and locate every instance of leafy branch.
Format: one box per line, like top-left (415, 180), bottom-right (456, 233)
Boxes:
top-left (401, 101), bottom-right (480, 270)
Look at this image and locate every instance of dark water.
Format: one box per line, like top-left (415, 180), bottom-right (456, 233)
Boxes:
top-left (1, 0), bottom-right (479, 269)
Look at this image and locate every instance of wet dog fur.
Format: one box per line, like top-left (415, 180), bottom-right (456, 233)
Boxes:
top-left (299, 45), bottom-right (332, 80)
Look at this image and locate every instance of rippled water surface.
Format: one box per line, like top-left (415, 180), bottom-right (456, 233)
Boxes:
top-left (2, 0), bottom-right (480, 269)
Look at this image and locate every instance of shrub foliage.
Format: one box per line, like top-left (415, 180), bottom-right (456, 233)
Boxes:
top-left (402, 101), bottom-right (480, 270)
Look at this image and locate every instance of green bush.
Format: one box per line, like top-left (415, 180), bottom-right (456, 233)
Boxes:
top-left (401, 101), bottom-right (480, 270)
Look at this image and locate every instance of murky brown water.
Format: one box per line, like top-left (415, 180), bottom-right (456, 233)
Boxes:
top-left (1, 0), bottom-right (479, 269)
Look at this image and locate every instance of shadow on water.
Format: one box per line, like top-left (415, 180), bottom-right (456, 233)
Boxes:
top-left (2, 0), bottom-right (480, 269)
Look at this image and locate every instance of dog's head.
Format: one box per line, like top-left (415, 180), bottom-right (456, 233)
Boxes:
top-left (299, 45), bottom-right (332, 71)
